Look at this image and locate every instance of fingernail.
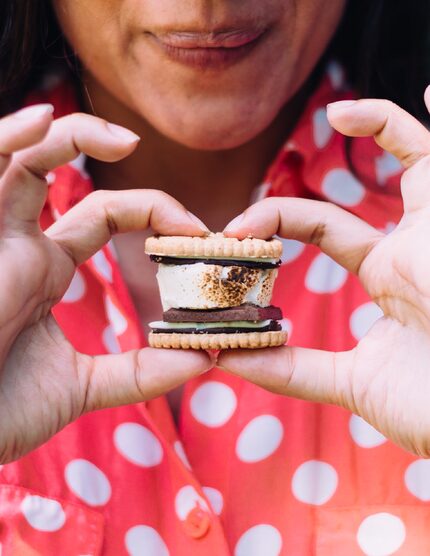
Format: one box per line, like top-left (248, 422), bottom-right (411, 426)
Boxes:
top-left (223, 213), bottom-right (244, 232)
top-left (186, 211), bottom-right (210, 232)
top-left (15, 104), bottom-right (54, 120)
top-left (326, 100), bottom-right (357, 112)
top-left (107, 123), bottom-right (140, 143)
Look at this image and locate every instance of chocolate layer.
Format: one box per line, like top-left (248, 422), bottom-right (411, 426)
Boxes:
top-left (164, 304), bottom-right (283, 323)
top-left (150, 255), bottom-right (281, 270)
top-left (151, 320), bottom-right (282, 334)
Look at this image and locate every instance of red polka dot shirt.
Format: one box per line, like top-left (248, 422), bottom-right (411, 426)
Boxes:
top-left (1, 64), bottom-right (427, 556)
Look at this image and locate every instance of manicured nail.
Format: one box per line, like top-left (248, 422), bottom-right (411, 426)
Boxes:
top-left (186, 211), bottom-right (210, 232)
top-left (15, 104), bottom-right (54, 120)
top-left (107, 123), bottom-right (140, 143)
top-left (326, 100), bottom-right (357, 112)
top-left (223, 213), bottom-right (244, 232)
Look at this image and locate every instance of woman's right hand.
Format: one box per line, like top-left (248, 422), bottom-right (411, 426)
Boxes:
top-left (0, 105), bottom-right (212, 463)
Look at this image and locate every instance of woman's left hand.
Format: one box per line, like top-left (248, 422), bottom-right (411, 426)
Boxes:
top-left (219, 90), bottom-right (430, 457)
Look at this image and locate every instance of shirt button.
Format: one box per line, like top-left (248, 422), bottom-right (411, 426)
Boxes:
top-left (183, 506), bottom-right (211, 539)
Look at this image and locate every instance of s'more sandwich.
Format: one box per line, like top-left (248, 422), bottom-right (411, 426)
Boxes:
top-left (145, 233), bottom-right (288, 349)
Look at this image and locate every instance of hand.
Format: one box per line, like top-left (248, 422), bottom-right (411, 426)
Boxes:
top-left (0, 105), bottom-right (212, 463)
top-left (220, 90), bottom-right (430, 457)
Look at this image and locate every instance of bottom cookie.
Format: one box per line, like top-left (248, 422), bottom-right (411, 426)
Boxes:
top-left (148, 330), bottom-right (288, 350)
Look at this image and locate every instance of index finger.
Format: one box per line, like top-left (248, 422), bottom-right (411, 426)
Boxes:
top-left (326, 98), bottom-right (430, 168)
top-left (47, 188), bottom-right (209, 265)
top-left (224, 197), bottom-right (382, 275)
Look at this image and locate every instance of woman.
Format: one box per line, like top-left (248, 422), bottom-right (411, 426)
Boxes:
top-left (1, 0), bottom-right (430, 554)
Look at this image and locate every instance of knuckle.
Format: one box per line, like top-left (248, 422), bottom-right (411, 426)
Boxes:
top-left (6, 159), bottom-right (46, 183)
top-left (145, 188), bottom-right (172, 203)
top-left (5, 161), bottom-right (28, 183)
top-left (86, 190), bottom-right (119, 234)
top-left (79, 190), bottom-right (110, 218)
top-left (309, 221), bottom-right (326, 246)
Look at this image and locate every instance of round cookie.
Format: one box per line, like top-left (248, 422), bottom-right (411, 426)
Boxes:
top-left (148, 330), bottom-right (288, 350)
top-left (145, 232), bottom-right (282, 259)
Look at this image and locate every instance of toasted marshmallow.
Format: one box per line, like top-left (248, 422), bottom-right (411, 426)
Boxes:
top-left (156, 263), bottom-right (277, 310)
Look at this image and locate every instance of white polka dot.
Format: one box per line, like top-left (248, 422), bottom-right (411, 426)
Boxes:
top-left (202, 486), bottom-right (223, 515)
top-left (326, 61), bottom-right (345, 90)
top-left (105, 295), bottom-right (128, 335)
top-left (114, 423), bottom-right (163, 467)
top-left (65, 459), bottom-right (111, 506)
top-left (322, 168), bottom-right (365, 207)
top-left (236, 415), bottom-right (283, 463)
top-left (20, 495), bottom-right (66, 532)
top-left (305, 252), bottom-right (348, 294)
top-left (173, 441), bottom-right (191, 469)
top-left (62, 269), bottom-right (86, 303)
top-left (46, 172), bottom-right (56, 185)
top-left (349, 415), bottom-right (387, 448)
top-left (357, 513), bottom-right (406, 556)
top-left (125, 525), bottom-right (169, 556)
top-left (280, 318), bottom-right (293, 336)
top-left (275, 236), bottom-right (306, 264)
top-left (52, 208), bottom-right (61, 221)
top-left (190, 381), bottom-right (237, 427)
top-left (404, 459), bottom-right (430, 501)
top-left (235, 524), bottom-right (282, 556)
top-left (102, 325), bottom-right (121, 354)
top-left (350, 302), bottom-right (383, 341)
top-left (106, 239), bottom-right (119, 261)
top-left (69, 153), bottom-right (89, 179)
top-left (291, 460), bottom-right (338, 505)
top-left (313, 108), bottom-right (334, 149)
top-left (375, 151), bottom-right (402, 186)
top-left (174, 485), bottom-right (209, 520)
top-left (379, 222), bottom-right (397, 234)
top-left (92, 250), bottom-right (113, 282)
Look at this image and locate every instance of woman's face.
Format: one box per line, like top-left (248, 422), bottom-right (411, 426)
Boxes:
top-left (54, 0), bottom-right (346, 149)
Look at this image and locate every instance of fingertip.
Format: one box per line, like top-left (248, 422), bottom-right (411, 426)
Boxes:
top-left (14, 103), bottom-right (54, 121)
top-left (185, 210), bottom-right (210, 235)
top-left (106, 122), bottom-right (140, 144)
top-left (326, 99), bottom-right (357, 116)
top-left (424, 85), bottom-right (430, 112)
top-left (147, 347), bottom-right (213, 373)
top-left (223, 213), bottom-right (245, 235)
top-left (102, 123), bottom-right (141, 161)
top-left (223, 214), bottom-right (261, 240)
top-left (217, 348), bottom-right (252, 370)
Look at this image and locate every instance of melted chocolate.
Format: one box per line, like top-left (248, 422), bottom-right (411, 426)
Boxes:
top-left (149, 255), bottom-right (281, 270)
top-left (151, 320), bottom-right (282, 334)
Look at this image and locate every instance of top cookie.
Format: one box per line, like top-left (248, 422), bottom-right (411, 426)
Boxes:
top-left (145, 233), bottom-right (283, 259)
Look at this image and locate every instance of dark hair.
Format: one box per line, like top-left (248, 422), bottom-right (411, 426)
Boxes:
top-left (1, 1), bottom-right (430, 123)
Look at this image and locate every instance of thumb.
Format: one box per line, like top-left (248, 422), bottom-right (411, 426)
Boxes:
top-left (80, 348), bottom-right (214, 411)
top-left (218, 346), bottom-right (353, 408)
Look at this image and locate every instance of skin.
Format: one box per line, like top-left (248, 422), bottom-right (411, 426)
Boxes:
top-left (220, 92), bottom-right (430, 457)
top-left (53, 0), bottom-right (346, 418)
top-left (1, 1), bottom-right (430, 461)
top-left (54, 0), bottom-right (345, 149)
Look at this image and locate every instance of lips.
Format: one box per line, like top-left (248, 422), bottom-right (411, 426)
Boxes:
top-left (147, 26), bottom-right (269, 70)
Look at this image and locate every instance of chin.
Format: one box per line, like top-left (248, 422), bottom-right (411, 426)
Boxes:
top-left (140, 97), bottom-right (282, 151)
top-left (162, 122), bottom-right (267, 151)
